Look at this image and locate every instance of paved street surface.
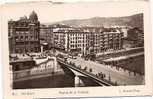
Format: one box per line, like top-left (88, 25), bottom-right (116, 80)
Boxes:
top-left (104, 52), bottom-right (144, 61)
top-left (68, 57), bottom-right (144, 85)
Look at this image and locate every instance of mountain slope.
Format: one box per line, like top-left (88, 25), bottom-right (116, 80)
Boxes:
top-left (53, 13), bottom-right (143, 28)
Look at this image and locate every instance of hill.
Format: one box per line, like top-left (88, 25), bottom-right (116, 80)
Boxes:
top-left (48, 13), bottom-right (143, 28)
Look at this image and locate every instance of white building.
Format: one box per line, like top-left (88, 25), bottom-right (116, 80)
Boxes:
top-left (30, 57), bottom-right (60, 75)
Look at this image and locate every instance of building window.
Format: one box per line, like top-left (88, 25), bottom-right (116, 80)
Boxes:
top-left (20, 36), bottom-right (24, 40)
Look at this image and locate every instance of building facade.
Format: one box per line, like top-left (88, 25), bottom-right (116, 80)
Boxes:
top-left (127, 27), bottom-right (144, 47)
top-left (8, 11), bottom-right (40, 54)
top-left (40, 25), bottom-right (54, 49)
top-left (66, 30), bottom-right (90, 55)
top-left (53, 28), bottom-right (89, 55)
top-left (100, 30), bottom-right (123, 52)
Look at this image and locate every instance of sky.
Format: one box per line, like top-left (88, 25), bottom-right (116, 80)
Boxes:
top-left (1, 1), bottom-right (148, 23)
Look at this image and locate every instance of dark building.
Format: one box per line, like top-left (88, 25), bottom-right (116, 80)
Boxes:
top-left (40, 25), bottom-right (54, 50)
top-left (8, 11), bottom-right (40, 54)
top-left (127, 27), bottom-right (144, 47)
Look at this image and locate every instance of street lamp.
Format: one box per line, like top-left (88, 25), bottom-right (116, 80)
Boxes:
top-left (51, 57), bottom-right (55, 87)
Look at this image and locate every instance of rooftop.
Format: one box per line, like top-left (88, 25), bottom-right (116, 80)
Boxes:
top-left (9, 54), bottom-right (33, 63)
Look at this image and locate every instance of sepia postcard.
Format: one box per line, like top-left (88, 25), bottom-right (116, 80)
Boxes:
top-left (1, 0), bottom-right (153, 98)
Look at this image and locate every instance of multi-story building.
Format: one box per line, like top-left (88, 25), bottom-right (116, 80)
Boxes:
top-left (52, 25), bottom-right (73, 50)
top-left (52, 25), bottom-right (123, 55)
top-left (8, 11), bottom-right (40, 54)
top-left (100, 30), bottom-right (123, 52)
top-left (40, 25), bottom-right (54, 49)
top-left (53, 28), bottom-right (90, 55)
top-left (79, 27), bottom-right (104, 54)
top-left (40, 24), bottom-right (73, 50)
top-left (111, 25), bottom-right (132, 38)
top-left (67, 29), bottom-right (90, 55)
top-left (127, 27), bottom-right (144, 47)
top-left (80, 27), bottom-right (123, 54)
top-left (137, 29), bottom-right (144, 47)
top-left (53, 29), bottom-right (66, 50)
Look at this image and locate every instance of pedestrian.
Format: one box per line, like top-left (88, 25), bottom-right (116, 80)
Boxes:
top-left (134, 71), bottom-right (136, 76)
top-left (109, 75), bottom-right (111, 81)
top-left (104, 74), bottom-right (106, 78)
top-left (128, 71), bottom-right (131, 76)
top-left (115, 81), bottom-right (117, 86)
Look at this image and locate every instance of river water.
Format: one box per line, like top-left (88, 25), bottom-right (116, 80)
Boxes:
top-left (13, 70), bottom-right (75, 89)
top-left (13, 65), bottom-right (99, 89)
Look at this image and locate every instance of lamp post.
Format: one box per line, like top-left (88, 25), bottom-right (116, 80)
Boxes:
top-left (51, 57), bottom-right (55, 87)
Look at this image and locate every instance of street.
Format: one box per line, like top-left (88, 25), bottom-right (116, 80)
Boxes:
top-left (68, 57), bottom-right (144, 85)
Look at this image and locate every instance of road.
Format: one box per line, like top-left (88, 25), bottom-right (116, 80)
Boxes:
top-left (103, 52), bottom-right (144, 62)
top-left (68, 57), bottom-right (144, 85)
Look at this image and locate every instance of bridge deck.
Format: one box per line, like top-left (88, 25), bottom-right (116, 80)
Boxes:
top-left (57, 58), bottom-right (115, 86)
